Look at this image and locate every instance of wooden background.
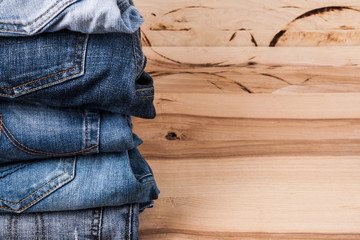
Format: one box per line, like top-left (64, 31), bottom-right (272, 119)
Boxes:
top-left (133, 1), bottom-right (360, 239)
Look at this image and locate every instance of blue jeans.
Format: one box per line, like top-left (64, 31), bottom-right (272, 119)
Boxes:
top-left (1, 204), bottom-right (140, 240)
top-left (0, 30), bottom-right (155, 119)
top-left (0, 147), bottom-right (159, 213)
top-left (0, 99), bottom-right (145, 163)
top-left (0, 0), bottom-right (143, 36)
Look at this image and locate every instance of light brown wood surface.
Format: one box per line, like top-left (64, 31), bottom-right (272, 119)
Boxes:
top-left (134, 0), bottom-right (360, 239)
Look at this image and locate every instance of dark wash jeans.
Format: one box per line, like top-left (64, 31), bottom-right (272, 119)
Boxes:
top-left (1, 204), bottom-right (140, 240)
top-left (0, 99), bottom-right (145, 163)
top-left (0, 29), bottom-right (155, 119)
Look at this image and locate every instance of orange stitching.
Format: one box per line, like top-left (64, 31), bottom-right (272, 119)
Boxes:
top-left (143, 180), bottom-right (155, 185)
top-left (120, 5), bottom-right (131, 14)
top-left (0, 33), bottom-right (79, 91)
top-left (0, 119), bottom-right (98, 156)
top-left (40, 214), bottom-right (44, 240)
top-left (0, 157), bottom-right (75, 212)
top-left (135, 88), bottom-right (153, 92)
top-left (138, 95), bottom-right (154, 98)
top-left (0, 159), bottom-right (67, 205)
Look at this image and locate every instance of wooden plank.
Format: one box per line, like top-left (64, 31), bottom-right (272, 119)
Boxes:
top-left (144, 47), bottom-right (360, 94)
top-left (139, 232), bottom-right (360, 240)
top-left (139, 157), bottom-right (360, 236)
top-left (134, 115), bottom-right (360, 159)
top-left (136, 0), bottom-right (360, 46)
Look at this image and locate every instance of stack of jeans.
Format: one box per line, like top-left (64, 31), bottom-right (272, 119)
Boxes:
top-left (0, 0), bottom-right (159, 239)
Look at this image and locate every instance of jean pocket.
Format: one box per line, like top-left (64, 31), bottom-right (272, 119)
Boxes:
top-left (0, 0), bottom-right (80, 35)
top-left (0, 157), bottom-right (76, 213)
top-left (0, 31), bottom-right (88, 98)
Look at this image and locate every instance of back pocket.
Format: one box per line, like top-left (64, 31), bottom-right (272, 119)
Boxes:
top-left (0, 0), bottom-right (80, 35)
top-left (0, 31), bottom-right (88, 97)
top-left (0, 157), bottom-right (76, 213)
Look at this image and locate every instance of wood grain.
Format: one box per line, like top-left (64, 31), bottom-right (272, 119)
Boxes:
top-left (144, 47), bottom-right (360, 94)
top-left (135, 0), bottom-right (360, 239)
top-left (137, 0), bottom-right (360, 47)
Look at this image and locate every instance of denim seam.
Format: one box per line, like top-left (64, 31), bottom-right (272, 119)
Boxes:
top-left (35, 214), bottom-right (38, 240)
top-left (14, 215), bottom-right (18, 240)
top-left (135, 88), bottom-right (154, 92)
top-left (0, 0), bottom-right (77, 34)
top-left (8, 214), bottom-right (12, 240)
top-left (120, 5), bottom-right (131, 14)
top-left (91, 210), bottom-right (95, 240)
top-left (0, 164), bottom-right (33, 179)
top-left (138, 95), bottom-right (154, 98)
top-left (0, 116), bottom-right (99, 156)
top-left (98, 208), bottom-right (103, 240)
top-left (84, 110), bottom-right (88, 148)
top-left (0, 33), bottom-right (79, 91)
top-left (0, 157), bottom-right (75, 211)
top-left (137, 173), bottom-right (153, 181)
top-left (40, 213), bottom-right (45, 240)
top-left (143, 180), bottom-right (155, 185)
top-left (126, 205), bottom-right (130, 240)
top-left (132, 33), bottom-right (138, 78)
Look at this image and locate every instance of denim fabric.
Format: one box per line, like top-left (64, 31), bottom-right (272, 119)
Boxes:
top-left (0, 30), bottom-right (155, 119)
top-left (0, 99), bottom-right (147, 163)
top-left (0, 0), bottom-right (143, 36)
top-left (0, 147), bottom-right (159, 213)
top-left (1, 204), bottom-right (140, 240)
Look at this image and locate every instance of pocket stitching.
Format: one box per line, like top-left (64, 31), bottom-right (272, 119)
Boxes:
top-left (0, 157), bottom-right (75, 212)
top-left (0, 33), bottom-right (80, 91)
top-left (0, 115), bottom-right (98, 156)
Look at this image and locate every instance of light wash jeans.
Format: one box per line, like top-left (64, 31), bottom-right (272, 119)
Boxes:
top-left (0, 0), bottom-right (143, 36)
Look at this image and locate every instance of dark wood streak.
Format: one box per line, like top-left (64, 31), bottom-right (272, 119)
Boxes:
top-left (228, 32), bottom-right (237, 42)
top-left (207, 80), bottom-right (223, 90)
top-left (150, 24), bottom-right (191, 31)
top-left (162, 6), bottom-right (215, 16)
top-left (261, 73), bottom-right (291, 85)
top-left (250, 33), bottom-right (258, 47)
top-left (269, 6), bottom-right (360, 47)
top-left (141, 30), bottom-right (152, 47)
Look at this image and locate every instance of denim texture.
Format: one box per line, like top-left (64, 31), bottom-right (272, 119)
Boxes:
top-left (0, 0), bottom-right (143, 36)
top-left (0, 147), bottom-right (159, 213)
top-left (1, 204), bottom-right (140, 240)
top-left (0, 99), bottom-right (147, 163)
top-left (0, 29), bottom-right (155, 119)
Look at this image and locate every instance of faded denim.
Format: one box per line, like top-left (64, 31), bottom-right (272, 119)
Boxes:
top-left (0, 99), bottom-right (146, 163)
top-left (0, 0), bottom-right (143, 36)
top-left (1, 204), bottom-right (140, 240)
top-left (0, 29), bottom-right (155, 119)
top-left (0, 147), bottom-right (159, 213)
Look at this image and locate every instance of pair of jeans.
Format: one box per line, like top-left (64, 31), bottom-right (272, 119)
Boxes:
top-left (0, 29), bottom-right (155, 119)
top-left (1, 204), bottom-right (140, 240)
top-left (0, 0), bottom-right (143, 36)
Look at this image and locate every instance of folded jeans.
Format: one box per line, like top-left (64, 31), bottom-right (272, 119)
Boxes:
top-left (0, 99), bottom-right (146, 163)
top-left (0, 147), bottom-right (159, 213)
top-left (0, 0), bottom-right (143, 36)
top-left (1, 204), bottom-right (141, 240)
top-left (0, 30), bottom-right (155, 119)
